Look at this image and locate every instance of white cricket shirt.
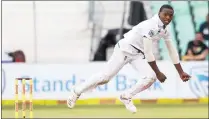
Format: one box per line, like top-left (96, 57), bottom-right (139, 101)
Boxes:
top-left (118, 14), bottom-right (171, 54)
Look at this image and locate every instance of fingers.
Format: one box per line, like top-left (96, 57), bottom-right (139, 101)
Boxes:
top-left (183, 79), bottom-right (189, 82)
top-left (184, 74), bottom-right (191, 79)
top-left (160, 80), bottom-right (165, 83)
top-left (157, 78), bottom-right (164, 83)
top-left (186, 75), bottom-right (191, 79)
top-left (157, 73), bottom-right (167, 83)
top-left (182, 75), bottom-right (191, 82)
top-left (160, 77), bottom-right (166, 83)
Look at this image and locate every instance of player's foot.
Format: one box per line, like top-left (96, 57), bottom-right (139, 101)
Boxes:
top-left (67, 90), bottom-right (80, 109)
top-left (119, 94), bottom-right (137, 113)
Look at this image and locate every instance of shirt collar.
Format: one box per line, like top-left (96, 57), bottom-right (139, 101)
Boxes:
top-left (153, 14), bottom-right (165, 29)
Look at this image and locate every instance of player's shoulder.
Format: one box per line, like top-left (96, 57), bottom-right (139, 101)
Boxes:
top-left (136, 20), bottom-right (156, 31)
top-left (141, 16), bottom-right (159, 28)
top-left (130, 14), bottom-right (158, 34)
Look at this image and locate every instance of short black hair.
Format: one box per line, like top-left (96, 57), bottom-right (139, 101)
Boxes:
top-left (159, 4), bottom-right (174, 12)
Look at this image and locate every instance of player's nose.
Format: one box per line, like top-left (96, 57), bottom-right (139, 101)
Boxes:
top-left (165, 15), bottom-right (171, 21)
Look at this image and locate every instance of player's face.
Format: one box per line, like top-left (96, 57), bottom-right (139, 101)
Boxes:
top-left (159, 8), bottom-right (174, 25)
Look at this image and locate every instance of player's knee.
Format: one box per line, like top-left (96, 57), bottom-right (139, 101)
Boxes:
top-left (147, 73), bottom-right (157, 82)
top-left (97, 74), bottom-right (112, 85)
top-left (102, 74), bottom-right (112, 83)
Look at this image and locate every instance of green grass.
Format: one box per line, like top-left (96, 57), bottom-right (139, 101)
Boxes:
top-left (2, 104), bottom-right (208, 118)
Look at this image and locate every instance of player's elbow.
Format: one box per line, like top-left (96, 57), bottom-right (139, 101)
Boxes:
top-left (171, 55), bottom-right (180, 64)
top-left (169, 50), bottom-right (180, 63)
top-left (144, 52), bottom-right (155, 62)
top-left (166, 42), bottom-right (180, 63)
top-left (143, 37), bottom-right (155, 61)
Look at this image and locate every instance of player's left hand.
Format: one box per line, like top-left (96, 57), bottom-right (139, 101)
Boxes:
top-left (180, 72), bottom-right (191, 82)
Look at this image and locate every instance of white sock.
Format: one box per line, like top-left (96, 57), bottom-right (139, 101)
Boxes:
top-left (123, 77), bottom-right (156, 98)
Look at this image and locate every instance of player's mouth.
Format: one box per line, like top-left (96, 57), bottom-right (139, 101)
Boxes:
top-left (164, 20), bottom-right (170, 24)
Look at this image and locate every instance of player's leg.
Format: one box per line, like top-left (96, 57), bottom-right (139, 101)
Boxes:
top-left (74, 45), bottom-right (130, 95)
top-left (119, 54), bottom-right (157, 113)
top-left (67, 44), bottom-right (130, 108)
top-left (124, 57), bottom-right (157, 97)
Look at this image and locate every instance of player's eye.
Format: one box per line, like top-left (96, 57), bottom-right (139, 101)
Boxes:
top-left (164, 13), bottom-right (173, 19)
top-left (163, 13), bottom-right (168, 17)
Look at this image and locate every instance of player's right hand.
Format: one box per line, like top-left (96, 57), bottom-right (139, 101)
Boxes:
top-left (156, 72), bottom-right (167, 83)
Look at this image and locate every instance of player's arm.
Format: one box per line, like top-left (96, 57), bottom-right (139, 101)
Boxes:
top-left (141, 26), bottom-right (161, 74)
top-left (164, 39), bottom-right (191, 81)
top-left (164, 30), bottom-right (183, 74)
top-left (143, 37), bottom-right (160, 73)
top-left (143, 36), bottom-right (167, 83)
top-left (164, 39), bottom-right (181, 72)
top-left (141, 26), bottom-right (167, 83)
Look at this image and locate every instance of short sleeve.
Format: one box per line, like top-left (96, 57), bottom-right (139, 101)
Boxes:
top-left (140, 22), bottom-right (156, 40)
top-left (141, 28), bottom-right (156, 40)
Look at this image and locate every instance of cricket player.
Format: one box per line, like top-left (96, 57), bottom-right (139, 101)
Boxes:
top-left (67, 4), bottom-right (191, 113)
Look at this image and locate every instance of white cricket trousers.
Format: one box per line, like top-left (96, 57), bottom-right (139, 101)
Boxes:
top-left (74, 43), bottom-right (157, 98)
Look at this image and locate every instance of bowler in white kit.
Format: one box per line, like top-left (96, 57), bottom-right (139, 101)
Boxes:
top-left (67, 4), bottom-right (191, 113)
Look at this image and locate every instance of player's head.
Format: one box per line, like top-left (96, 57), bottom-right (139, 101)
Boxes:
top-left (158, 4), bottom-right (174, 25)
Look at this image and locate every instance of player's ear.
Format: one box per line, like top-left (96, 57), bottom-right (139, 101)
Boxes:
top-left (158, 13), bottom-right (160, 18)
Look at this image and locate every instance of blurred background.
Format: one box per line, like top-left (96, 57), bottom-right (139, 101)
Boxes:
top-left (2, 1), bottom-right (208, 118)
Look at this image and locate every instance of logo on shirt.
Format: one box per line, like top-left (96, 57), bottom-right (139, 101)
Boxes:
top-left (148, 30), bottom-right (154, 37)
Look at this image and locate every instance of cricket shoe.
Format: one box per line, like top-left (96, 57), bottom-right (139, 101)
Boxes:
top-left (119, 94), bottom-right (137, 113)
top-left (67, 90), bottom-right (80, 109)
